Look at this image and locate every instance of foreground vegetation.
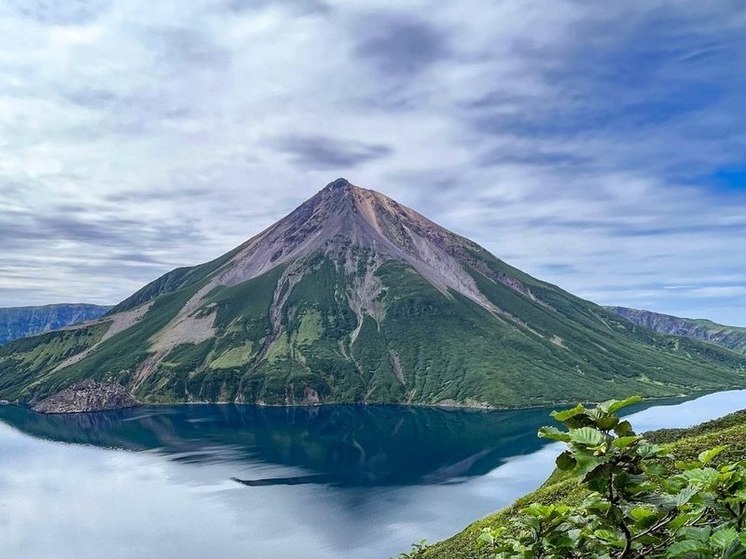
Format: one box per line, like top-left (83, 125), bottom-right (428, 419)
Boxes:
top-left (404, 398), bottom-right (746, 558)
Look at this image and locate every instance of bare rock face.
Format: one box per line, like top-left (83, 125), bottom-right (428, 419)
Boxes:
top-left (32, 380), bottom-right (140, 414)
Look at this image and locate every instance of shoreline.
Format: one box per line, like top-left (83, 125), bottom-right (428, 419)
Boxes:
top-left (7, 385), bottom-right (744, 415)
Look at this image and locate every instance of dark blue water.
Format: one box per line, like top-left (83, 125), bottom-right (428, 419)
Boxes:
top-left (0, 390), bottom-right (744, 559)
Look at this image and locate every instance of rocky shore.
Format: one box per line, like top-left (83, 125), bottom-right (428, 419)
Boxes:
top-left (32, 380), bottom-right (140, 414)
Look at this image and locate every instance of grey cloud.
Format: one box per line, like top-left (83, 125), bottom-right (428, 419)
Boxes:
top-left (56, 258), bottom-right (168, 278)
top-left (463, 91), bottom-right (529, 112)
top-left (352, 14), bottom-right (449, 76)
top-left (105, 187), bottom-right (209, 204)
top-left (63, 88), bottom-right (193, 120)
top-left (7, 0), bottom-right (111, 25)
top-left (540, 263), bottom-right (578, 274)
top-left (62, 88), bottom-right (119, 110)
top-left (275, 135), bottom-right (394, 169)
top-left (0, 210), bottom-right (207, 253)
top-left (460, 5), bottom-right (746, 180)
top-left (0, 181), bottom-right (26, 197)
top-left (105, 252), bottom-right (165, 265)
top-left (498, 215), bottom-right (746, 239)
top-left (140, 26), bottom-right (232, 73)
top-left (476, 148), bottom-right (590, 168)
top-left (224, 0), bottom-right (331, 16)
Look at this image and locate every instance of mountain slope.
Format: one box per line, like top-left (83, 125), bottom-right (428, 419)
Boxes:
top-left (1, 179), bottom-right (745, 407)
top-left (0, 304), bottom-right (111, 345)
top-left (606, 306), bottom-right (746, 355)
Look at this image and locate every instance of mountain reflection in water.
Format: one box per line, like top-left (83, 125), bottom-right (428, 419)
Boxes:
top-left (1, 391), bottom-right (744, 559)
top-left (0, 403), bottom-right (561, 486)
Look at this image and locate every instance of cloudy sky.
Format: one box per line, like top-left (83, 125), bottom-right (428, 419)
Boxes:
top-left (1, 0), bottom-right (745, 325)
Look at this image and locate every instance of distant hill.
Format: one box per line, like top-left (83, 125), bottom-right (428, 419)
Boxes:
top-left (0, 304), bottom-right (111, 345)
top-left (1, 179), bottom-right (745, 407)
top-left (606, 306), bottom-right (746, 355)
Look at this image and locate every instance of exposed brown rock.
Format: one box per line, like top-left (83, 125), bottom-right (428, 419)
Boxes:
top-left (32, 380), bottom-right (140, 414)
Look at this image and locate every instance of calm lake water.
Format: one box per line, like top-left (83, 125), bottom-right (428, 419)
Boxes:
top-left (1, 390), bottom-right (745, 559)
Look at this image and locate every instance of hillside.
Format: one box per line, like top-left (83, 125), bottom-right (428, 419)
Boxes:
top-left (607, 306), bottom-right (746, 355)
top-left (418, 406), bottom-right (746, 559)
top-left (0, 304), bottom-right (111, 345)
top-left (1, 179), bottom-right (746, 407)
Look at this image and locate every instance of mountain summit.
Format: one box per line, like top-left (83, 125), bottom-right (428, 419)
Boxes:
top-left (1, 180), bottom-right (745, 407)
top-left (171, 177), bottom-right (499, 313)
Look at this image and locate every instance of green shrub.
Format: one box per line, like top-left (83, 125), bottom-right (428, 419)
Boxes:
top-left (402, 398), bottom-right (746, 558)
top-left (481, 397), bottom-right (746, 558)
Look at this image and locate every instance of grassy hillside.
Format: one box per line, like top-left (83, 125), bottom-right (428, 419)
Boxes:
top-left (2, 181), bottom-right (746, 407)
top-left (607, 306), bottom-right (746, 355)
top-left (417, 408), bottom-right (746, 559)
top-left (0, 322), bottom-right (110, 400)
top-left (2, 251), bottom-right (746, 407)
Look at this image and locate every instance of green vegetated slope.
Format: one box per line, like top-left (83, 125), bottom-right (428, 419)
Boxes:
top-left (3, 247), bottom-right (745, 407)
top-left (607, 306), bottom-right (746, 355)
top-left (0, 322), bottom-right (110, 400)
top-left (1, 179), bottom-right (746, 406)
top-left (419, 408), bottom-right (746, 559)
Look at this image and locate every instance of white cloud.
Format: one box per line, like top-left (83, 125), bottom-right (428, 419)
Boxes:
top-left (0, 0), bottom-right (744, 325)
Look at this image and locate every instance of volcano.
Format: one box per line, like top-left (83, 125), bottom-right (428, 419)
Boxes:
top-left (2, 179), bottom-right (744, 408)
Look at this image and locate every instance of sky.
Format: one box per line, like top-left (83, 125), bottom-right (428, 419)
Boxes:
top-left (0, 0), bottom-right (745, 325)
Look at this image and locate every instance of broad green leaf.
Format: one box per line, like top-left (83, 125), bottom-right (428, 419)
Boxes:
top-left (723, 540), bottom-right (746, 559)
top-left (551, 404), bottom-right (586, 422)
top-left (614, 420), bottom-right (635, 437)
top-left (595, 415), bottom-right (619, 430)
top-left (643, 462), bottom-right (668, 477)
top-left (699, 445), bottom-right (727, 465)
top-left (629, 507), bottom-right (658, 529)
top-left (525, 503), bottom-right (553, 517)
top-left (574, 452), bottom-right (606, 478)
top-left (711, 527), bottom-right (738, 549)
top-left (599, 395), bottom-right (643, 414)
top-left (675, 460), bottom-right (702, 471)
top-left (555, 451), bottom-right (576, 471)
top-left (594, 529), bottom-right (624, 547)
top-left (584, 497), bottom-right (611, 514)
top-left (679, 526), bottom-right (712, 543)
top-left (682, 467), bottom-right (719, 486)
top-left (478, 530), bottom-right (495, 546)
top-left (613, 435), bottom-right (641, 449)
top-left (673, 485), bottom-right (699, 507)
top-left (666, 540), bottom-right (709, 557)
top-left (569, 427), bottom-right (606, 446)
top-left (538, 426), bottom-right (571, 442)
top-left (546, 533), bottom-right (574, 549)
top-left (637, 442), bottom-right (666, 458)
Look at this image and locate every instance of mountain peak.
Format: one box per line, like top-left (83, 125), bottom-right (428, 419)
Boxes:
top-left (323, 177), bottom-right (352, 192)
top-left (5, 180), bottom-right (746, 410)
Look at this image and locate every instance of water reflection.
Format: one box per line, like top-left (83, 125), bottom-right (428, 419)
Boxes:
top-left (0, 404), bottom-right (560, 486)
top-left (0, 391), bottom-right (743, 559)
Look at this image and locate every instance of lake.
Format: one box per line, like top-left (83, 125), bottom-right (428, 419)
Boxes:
top-left (1, 390), bottom-right (745, 559)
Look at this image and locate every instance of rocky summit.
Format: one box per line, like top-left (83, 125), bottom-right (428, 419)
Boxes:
top-left (1, 179), bottom-right (746, 408)
top-left (31, 380), bottom-right (140, 414)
